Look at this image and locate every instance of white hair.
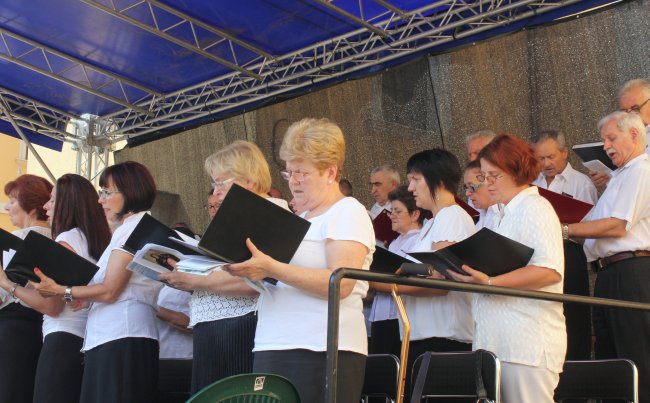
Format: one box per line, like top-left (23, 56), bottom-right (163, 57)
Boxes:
top-left (370, 165), bottom-right (400, 185)
top-left (597, 111), bottom-right (647, 145)
top-left (465, 129), bottom-right (496, 145)
top-left (618, 79), bottom-right (650, 100)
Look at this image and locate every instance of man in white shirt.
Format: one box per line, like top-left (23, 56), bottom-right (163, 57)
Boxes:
top-left (566, 111), bottom-right (650, 403)
top-left (531, 130), bottom-right (597, 361)
top-left (590, 79), bottom-right (650, 189)
top-left (368, 165), bottom-right (400, 219)
top-left (465, 130), bottom-right (496, 162)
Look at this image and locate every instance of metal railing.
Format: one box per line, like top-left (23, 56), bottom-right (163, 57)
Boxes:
top-left (325, 268), bottom-right (650, 403)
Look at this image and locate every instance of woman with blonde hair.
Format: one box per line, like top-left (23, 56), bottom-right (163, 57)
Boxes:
top-left (160, 139), bottom-right (288, 393)
top-left (227, 119), bottom-right (374, 403)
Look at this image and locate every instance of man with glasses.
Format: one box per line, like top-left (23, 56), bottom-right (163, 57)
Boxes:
top-left (531, 130), bottom-right (597, 362)
top-left (590, 79), bottom-right (650, 189)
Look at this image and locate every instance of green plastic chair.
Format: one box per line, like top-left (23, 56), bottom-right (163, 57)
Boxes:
top-left (186, 373), bottom-right (301, 403)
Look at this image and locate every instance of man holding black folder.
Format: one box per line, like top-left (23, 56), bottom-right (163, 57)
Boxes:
top-left (532, 130), bottom-right (597, 361)
top-left (566, 111), bottom-right (650, 403)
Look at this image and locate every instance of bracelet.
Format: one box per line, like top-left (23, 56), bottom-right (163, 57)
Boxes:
top-left (562, 223), bottom-right (569, 240)
top-left (9, 282), bottom-right (18, 300)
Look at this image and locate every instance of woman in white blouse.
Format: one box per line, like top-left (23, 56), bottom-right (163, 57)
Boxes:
top-left (368, 185), bottom-right (424, 357)
top-left (0, 174), bottom-right (111, 403)
top-left (226, 118), bottom-right (375, 403)
top-left (396, 149), bottom-right (476, 401)
top-left (160, 140), bottom-right (286, 393)
top-left (0, 174), bottom-right (52, 403)
top-left (33, 161), bottom-right (162, 403)
top-left (451, 134), bottom-right (566, 402)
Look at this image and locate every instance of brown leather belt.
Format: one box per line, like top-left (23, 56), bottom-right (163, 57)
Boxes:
top-left (596, 250), bottom-right (650, 270)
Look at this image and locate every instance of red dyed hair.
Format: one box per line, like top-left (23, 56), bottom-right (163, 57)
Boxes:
top-left (477, 134), bottom-right (541, 186)
top-left (4, 174), bottom-right (53, 221)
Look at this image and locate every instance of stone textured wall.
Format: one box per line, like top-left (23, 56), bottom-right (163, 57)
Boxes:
top-left (116, 0), bottom-right (650, 234)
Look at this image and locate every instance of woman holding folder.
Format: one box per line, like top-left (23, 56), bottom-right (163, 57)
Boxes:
top-left (0, 174), bottom-right (111, 403)
top-left (31, 161), bottom-right (162, 403)
top-left (160, 140), bottom-right (288, 393)
top-left (226, 118), bottom-right (375, 403)
top-left (0, 174), bottom-right (52, 403)
top-left (451, 134), bottom-right (566, 403)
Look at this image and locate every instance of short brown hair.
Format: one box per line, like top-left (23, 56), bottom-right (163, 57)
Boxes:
top-left (4, 174), bottom-right (53, 221)
top-left (478, 134), bottom-right (541, 186)
top-left (99, 161), bottom-right (156, 219)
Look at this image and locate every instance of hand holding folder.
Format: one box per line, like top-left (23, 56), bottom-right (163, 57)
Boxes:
top-left (407, 228), bottom-right (534, 280)
top-left (4, 231), bottom-right (99, 287)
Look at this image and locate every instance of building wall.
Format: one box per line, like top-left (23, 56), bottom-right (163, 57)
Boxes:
top-left (115, 0), bottom-right (650, 234)
top-left (0, 136), bottom-right (24, 232)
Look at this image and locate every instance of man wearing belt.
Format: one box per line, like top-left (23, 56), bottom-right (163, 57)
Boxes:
top-left (532, 130), bottom-right (597, 362)
top-left (566, 111), bottom-right (650, 402)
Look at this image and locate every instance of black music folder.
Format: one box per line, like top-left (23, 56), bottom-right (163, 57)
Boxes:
top-left (370, 246), bottom-right (413, 274)
top-left (407, 228), bottom-right (534, 280)
top-left (194, 184), bottom-right (311, 264)
top-left (4, 231), bottom-right (99, 286)
top-left (572, 142), bottom-right (617, 172)
top-left (122, 213), bottom-right (197, 256)
top-left (0, 228), bottom-right (23, 267)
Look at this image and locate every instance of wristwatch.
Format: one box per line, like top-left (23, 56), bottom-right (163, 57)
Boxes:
top-left (63, 287), bottom-right (75, 302)
top-left (562, 223), bottom-right (570, 240)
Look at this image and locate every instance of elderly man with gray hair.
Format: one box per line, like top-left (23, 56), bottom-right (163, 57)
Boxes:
top-left (565, 111), bottom-right (650, 402)
top-left (465, 129), bottom-right (496, 161)
top-left (368, 165), bottom-right (400, 219)
top-left (590, 79), bottom-right (650, 189)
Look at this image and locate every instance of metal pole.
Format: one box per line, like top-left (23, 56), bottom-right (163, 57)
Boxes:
top-left (326, 269), bottom-right (650, 403)
top-left (0, 104), bottom-right (56, 183)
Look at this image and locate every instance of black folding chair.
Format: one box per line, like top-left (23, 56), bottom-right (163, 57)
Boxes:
top-left (361, 354), bottom-right (400, 403)
top-left (410, 350), bottom-right (500, 403)
top-left (554, 359), bottom-right (638, 402)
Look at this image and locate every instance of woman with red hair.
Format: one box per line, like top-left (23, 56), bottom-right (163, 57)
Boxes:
top-left (0, 174), bottom-right (52, 403)
top-left (451, 134), bottom-right (566, 402)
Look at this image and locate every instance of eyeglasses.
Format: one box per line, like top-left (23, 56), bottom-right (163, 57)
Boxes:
top-left (475, 173), bottom-right (504, 184)
top-left (211, 177), bottom-right (235, 190)
top-left (280, 170), bottom-right (311, 181)
top-left (621, 98), bottom-right (650, 114)
top-left (463, 181), bottom-right (485, 193)
top-left (204, 204), bottom-right (218, 211)
top-left (98, 188), bottom-right (121, 199)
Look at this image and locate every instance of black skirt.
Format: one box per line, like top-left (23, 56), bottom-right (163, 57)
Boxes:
top-left (191, 311), bottom-right (257, 393)
top-left (80, 337), bottom-right (159, 403)
top-left (33, 331), bottom-right (84, 403)
top-left (0, 302), bottom-right (43, 403)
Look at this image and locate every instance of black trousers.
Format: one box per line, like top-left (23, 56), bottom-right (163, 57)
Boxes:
top-left (593, 257), bottom-right (650, 403)
top-left (0, 303), bottom-right (42, 403)
top-left (33, 332), bottom-right (84, 403)
top-left (191, 312), bottom-right (256, 393)
top-left (563, 241), bottom-right (591, 360)
top-left (80, 337), bottom-right (159, 403)
top-left (158, 359), bottom-right (193, 403)
top-left (254, 349), bottom-right (366, 403)
top-left (369, 318), bottom-right (402, 358)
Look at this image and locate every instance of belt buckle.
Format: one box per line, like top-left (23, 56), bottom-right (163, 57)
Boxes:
top-left (596, 259), bottom-right (607, 271)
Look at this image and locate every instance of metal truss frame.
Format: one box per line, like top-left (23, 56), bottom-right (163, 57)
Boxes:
top-left (102, 0), bottom-right (585, 142)
top-left (1, 0), bottom-right (591, 152)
